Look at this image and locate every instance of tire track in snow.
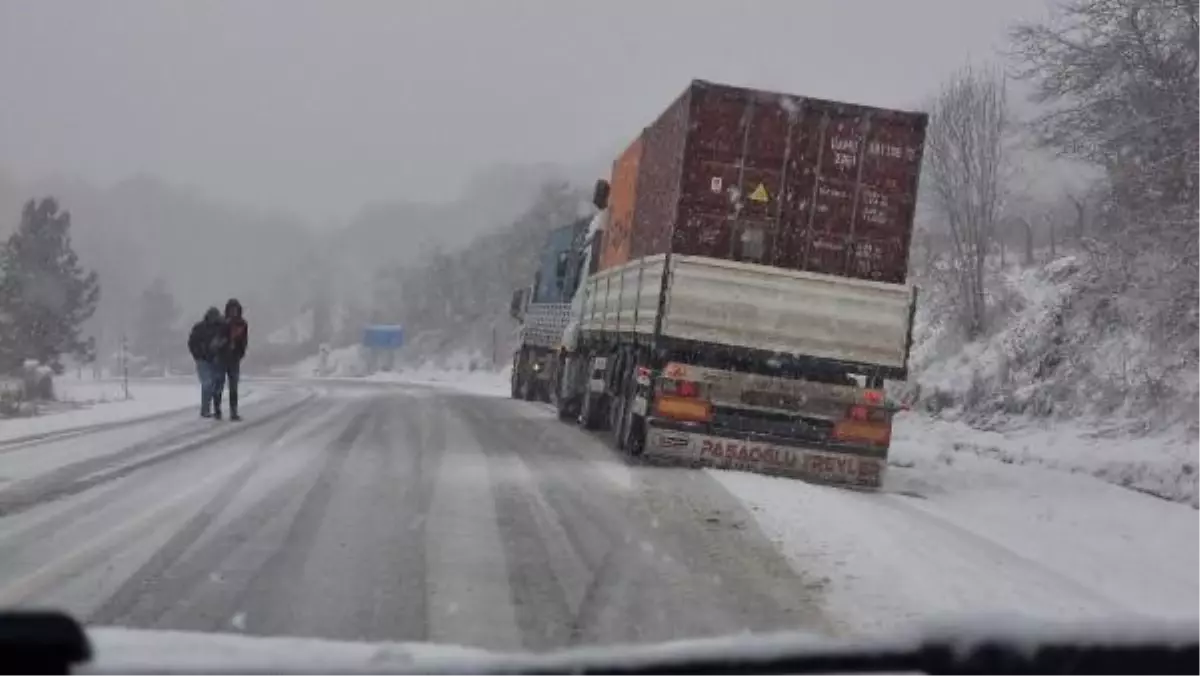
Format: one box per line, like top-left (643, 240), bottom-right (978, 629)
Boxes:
top-left (453, 394), bottom-right (830, 647)
top-left (0, 390), bottom-right (315, 517)
top-left (231, 399), bottom-right (379, 636)
top-left (87, 394), bottom-right (332, 626)
top-left (882, 493), bottom-right (1128, 612)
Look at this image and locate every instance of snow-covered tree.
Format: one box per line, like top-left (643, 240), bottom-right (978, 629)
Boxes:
top-left (0, 198), bottom-right (101, 374)
top-left (1012, 0), bottom-right (1198, 403)
top-left (1012, 0), bottom-right (1198, 233)
top-left (133, 277), bottom-right (180, 375)
top-left (373, 181), bottom-right (588, 363)
top-left (922, 64), bottom-right (1012, 339)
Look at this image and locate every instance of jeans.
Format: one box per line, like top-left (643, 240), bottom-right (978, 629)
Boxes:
top-left (224, 362), bottom-right (241, 414)
top-left (195, 359), bottom-right (215, 415)
top-left (210, 363), bottom-right (227, 412)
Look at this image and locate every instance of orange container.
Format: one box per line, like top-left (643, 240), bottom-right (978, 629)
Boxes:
top-left (599, 135), bottom-right (643, 272)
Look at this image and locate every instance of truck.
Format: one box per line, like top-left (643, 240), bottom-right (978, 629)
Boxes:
top-left (519, 80), bottom-right (927, 489)
top-left (509, 216), bottom-right (591, 401)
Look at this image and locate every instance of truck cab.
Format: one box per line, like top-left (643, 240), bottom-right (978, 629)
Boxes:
top-left (508, 216), bottom-right (590, 401)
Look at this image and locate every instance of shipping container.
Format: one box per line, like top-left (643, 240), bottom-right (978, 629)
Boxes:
top-left (599, 80), bottom-right (927, 284)
top-left (600, 135), bottom-right (643, 271)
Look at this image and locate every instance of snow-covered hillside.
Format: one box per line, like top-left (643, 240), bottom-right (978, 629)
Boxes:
top-left (911, 253), bottom-right (1198, 431)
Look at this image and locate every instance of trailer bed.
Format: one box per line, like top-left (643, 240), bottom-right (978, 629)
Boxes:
top-left (578, 254), bottom-right (915, 376)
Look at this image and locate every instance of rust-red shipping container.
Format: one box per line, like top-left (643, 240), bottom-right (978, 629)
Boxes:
top-left (605, 79), bottom-right (927, 284)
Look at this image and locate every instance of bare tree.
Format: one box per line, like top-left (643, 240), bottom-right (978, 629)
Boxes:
top-left (1011, 0), bottom-right (1199, 419)
top-left (1011, 0), bottom-right (1198, 241)
top-left (923, 65), bottom-right (1011, 339)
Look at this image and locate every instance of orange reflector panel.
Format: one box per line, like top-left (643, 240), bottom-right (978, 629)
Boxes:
top-left (833, 420), bottom-right (891, 445)
top-left (655, 396), bottom-right (712, 422)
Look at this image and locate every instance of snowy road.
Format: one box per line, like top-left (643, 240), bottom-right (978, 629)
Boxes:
top-left (0, 380), bottom-right (832, 651)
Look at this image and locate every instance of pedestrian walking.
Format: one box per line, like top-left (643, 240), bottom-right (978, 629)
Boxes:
top-left (187, 307), bottom-right (226, 418)
top-left (219, 298), bottom-right (249, 421)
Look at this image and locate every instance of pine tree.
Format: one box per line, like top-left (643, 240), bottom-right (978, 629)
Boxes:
top-left (133, 277), bottom-right (180, 375)
top-left (0, 198), bottom-right (101, 374)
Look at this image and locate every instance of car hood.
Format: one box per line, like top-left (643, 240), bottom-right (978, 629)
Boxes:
top-left (79, 626), bottom-right (492, 674)
top-left (77, 625), bottom-right (834, 674)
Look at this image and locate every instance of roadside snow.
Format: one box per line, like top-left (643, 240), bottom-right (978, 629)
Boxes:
top-left (709, 413), bottom-right (1199, 638)
top-left (0, 378), bottom-right (201, 443)
top-left (894, 414), bottom-right (1197, 506)
top-left (288, 344), bottom-right (511, 398)
top-left (366, 365), bottom-right (511, 398)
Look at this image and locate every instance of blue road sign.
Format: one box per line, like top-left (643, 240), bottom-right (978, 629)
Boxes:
top-left (362, 325), bottom-right (404, 349)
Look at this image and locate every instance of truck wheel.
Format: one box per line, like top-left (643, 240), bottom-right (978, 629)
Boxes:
top-left (621, 408), bottom-right (645, 456)
top-left (556, 394), bottom-right (576, 420)
top-left (614, 363), bottom-right (645, 455)
top-left (580, 388), bottom-right (607, 430)
top-left (510, 361), bottom-right (522, 399)
top-left (553, 356), bottom-right (577, 420)
top-left (521, 373), bottom-right (536, 401)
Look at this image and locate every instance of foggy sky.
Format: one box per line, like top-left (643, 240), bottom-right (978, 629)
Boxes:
top-left (0, 0), bottom-right (1050, 223)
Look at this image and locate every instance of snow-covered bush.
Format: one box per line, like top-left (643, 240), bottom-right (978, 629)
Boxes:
top-left (911, 246), bottom-right (1197, 433)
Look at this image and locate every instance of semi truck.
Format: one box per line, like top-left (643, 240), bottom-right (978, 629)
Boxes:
top-left (515, 80), bottom-right (927, 489)
top-left (509, 216), bottom-right (591, 401)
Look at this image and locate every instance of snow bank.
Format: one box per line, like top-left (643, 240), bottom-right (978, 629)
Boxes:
top-left (709, 416), bottom-right (1199, 638)
top-left (0, 377), bottom-right (200, 442)
top-left (366, 363), bottom-right (511, 398)
top-left (289, 344), bottom-right (368, 377)
top-left (892, 413), bottom-right (1197, 506)
top-left (910, 255), bottom-right (1198, 429)
top-left (288, 345), bottom-right (510, 397)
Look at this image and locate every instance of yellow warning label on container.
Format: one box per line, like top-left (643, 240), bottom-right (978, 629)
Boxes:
top-left (748, 183), bottom-right (770, 202)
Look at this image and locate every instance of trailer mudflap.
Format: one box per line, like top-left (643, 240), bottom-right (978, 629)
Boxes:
top-left (644, 424), bottom-right (885, 488)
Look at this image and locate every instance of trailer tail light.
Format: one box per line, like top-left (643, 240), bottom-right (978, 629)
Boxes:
top-left (654, 395), bottom-right (713, 423)
top-left (658, 378), bottom-right (706, 399)
top-left (655, 375), bottom-right (711, 422)
top-left (862, 389), bottom-right (884, 405)
top-left (835, 399), bottom-right (891, 446)
top-left (833, 420), bottom-right (891, 446)
top-left (846, 403), bottom-right (889, 423)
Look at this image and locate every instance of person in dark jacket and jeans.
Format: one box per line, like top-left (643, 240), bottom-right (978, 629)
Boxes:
top-left (219, 298), bottom-right (249, 421)
top-left (187, 307), bottom-right (226, 418)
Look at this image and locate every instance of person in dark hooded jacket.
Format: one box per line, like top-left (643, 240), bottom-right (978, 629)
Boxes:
top-left (187, 307), bottom-right (227, 418)
top-left (218, 298), bottom-right (248, 421)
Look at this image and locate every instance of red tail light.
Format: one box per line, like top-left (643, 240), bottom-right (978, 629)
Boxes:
top-left (848, 405), bottom-right (869, 421)
top-left (660, 378), bottom-right (703, 398)
top-left (863, 389), bottom-right (884, 405)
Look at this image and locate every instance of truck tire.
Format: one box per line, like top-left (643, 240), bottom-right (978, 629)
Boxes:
top-left (614, 360), bottom-right (645, 455)
top-left (620, 406), bottom-right (645, 456)
top-left (521, 370), bottom-right (537, 401)
top-left (553, 354), bottom-right (578, 420)
top-left (509, 354), bottom-right (522, 399)
top-left (580, 387), bottom-right (607, 431)
top-left (608, 357), bottom-right (631, 447)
